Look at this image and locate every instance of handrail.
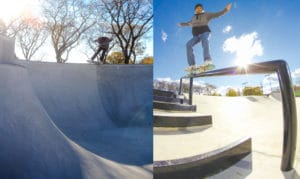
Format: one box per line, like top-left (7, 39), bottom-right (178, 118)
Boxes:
top-left (179, 60), bottom-right (297, 171)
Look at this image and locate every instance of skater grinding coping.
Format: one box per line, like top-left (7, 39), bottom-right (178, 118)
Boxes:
top-left (178, 3), bottom-right (232, 72)
top-left (91, 36), bottom-right (113, 64)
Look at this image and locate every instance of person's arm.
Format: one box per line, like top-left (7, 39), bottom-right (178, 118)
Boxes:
top-left (178, 21), bottom-right (192, 27)
top-left (207, 3), bottom-right (232, 20)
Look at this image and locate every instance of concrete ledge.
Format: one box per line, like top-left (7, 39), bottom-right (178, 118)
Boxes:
top-left (153, 137), bottom-right (252, 179)
top-left (154, 112), bottom-right (212, 127)
top-left (154, 101), bottom-right (196, 112)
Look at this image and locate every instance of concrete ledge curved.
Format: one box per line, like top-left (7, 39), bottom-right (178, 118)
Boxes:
top-left (153, 137), bottom-right (252, 179)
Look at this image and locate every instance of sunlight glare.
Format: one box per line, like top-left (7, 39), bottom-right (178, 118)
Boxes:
top-left (235, 58), bottom-right (251, 69)
top-left (0, 0), bottom-right (37, 23)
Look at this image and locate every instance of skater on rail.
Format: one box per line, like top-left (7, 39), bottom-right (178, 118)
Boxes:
top-left (178, 3), bottom-right (232, 73)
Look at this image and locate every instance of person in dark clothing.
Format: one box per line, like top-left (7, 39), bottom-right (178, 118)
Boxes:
top-left (178, 3), bottom-right (232, 72)
top-left (91, 36), bottom-right (113, 63)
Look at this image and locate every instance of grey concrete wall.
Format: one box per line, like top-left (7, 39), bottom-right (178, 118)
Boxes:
top-left (25, 62), bottom-right (153, 130)
top-left (0, 35), bottom-right (16, 62)
top-left (96, 65), bottom-right (153, 127)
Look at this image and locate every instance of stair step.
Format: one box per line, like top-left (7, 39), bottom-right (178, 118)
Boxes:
top-left (154, 137), bottom-right (252, 179)
top-left (154, 111), bottom-right (212, 127)
top-left (153, 89), bottom-right (176, 98)
top-left (153, 95), bottom-right (189, 104)
top-left (154, 101), bottom-right (196, 112)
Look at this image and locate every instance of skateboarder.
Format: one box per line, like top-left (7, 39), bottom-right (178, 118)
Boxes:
top-left (90, 36), bottom-right (113, 64)
top-left (178, 3), bottom-right (232, 73)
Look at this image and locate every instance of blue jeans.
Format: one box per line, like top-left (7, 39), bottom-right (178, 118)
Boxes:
top-left (186, 32), bottom-right (211, 66)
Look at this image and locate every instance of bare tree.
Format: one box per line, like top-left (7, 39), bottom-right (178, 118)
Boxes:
top-left (0, 16), bottom-right (48, 60)
top-left (16, 17), bottom-right (48, 61)
top-left (41, 0), bottom-right (96, 63)
top-left (100, 0), bottom-right (153, 64)
top-left (1, 18), bottom-right (25, 38)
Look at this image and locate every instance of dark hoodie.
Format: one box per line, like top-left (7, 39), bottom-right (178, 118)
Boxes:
top-left (180, 8), bottom-right (228, 36)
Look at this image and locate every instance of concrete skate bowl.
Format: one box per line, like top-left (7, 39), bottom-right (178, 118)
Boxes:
top-left (0, 36), bottom-right (153, 178)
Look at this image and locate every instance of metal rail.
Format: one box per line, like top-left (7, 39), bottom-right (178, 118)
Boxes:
top-left (179, 60), bottom-right (297, 171)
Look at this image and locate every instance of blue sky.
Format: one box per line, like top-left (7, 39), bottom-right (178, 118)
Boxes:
top-left (154, 0), bottom-right (300, 91)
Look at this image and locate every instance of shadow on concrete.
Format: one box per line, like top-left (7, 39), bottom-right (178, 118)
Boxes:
top-left (71, 127), bottom-right (153, 166)
top-left (282, 169), bottom-right (300, 179)
top-left (246, 96), bottom-right (259, 102)
top-left (226, 151), bottom-right (253, 179)
top-left (210, 153), bottom-right (253, 179)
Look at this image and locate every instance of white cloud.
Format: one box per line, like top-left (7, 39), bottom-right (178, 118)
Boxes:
top-left (292, 68), bottom-right (300, 77)
top-left (223, 32), bottom-right (263, 66)
top-left (222, 25), bottom-right (232, 33)
top-left (161, 30), bottom-right (168, 42)
top-left (292, 68), bottom-right (300, 85)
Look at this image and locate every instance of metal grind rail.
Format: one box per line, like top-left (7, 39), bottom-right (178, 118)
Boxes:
top-left (179, 60), bottom-right (297, 171)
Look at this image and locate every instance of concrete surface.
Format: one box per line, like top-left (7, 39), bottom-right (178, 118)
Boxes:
top-left (202, 95), bottom-right (300, 179)
top-left (154, 94), bottom-right (300, 178)
top-left (0, 35), bottom-right (153, 179)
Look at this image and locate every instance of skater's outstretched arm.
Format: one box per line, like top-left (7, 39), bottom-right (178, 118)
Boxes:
top-left (178, 21), bottom-right (192, 27)
top-left (207, 3), bottom-right (232, 20)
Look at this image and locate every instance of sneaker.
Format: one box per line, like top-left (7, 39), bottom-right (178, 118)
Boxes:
top-left (203, 59), bottom-right (213, 65)
top-left (199, 60), bottom-right (215, 72)
top-left (185, 65), bottom-right (197, 72)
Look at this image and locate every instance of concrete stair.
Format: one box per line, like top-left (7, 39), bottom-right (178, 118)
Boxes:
top-left (154, 111), bottom-right (212, 128)
top-left (153, 89), bottom-right (176, 98)
top-left (154, 101), bottom-right (196, 112)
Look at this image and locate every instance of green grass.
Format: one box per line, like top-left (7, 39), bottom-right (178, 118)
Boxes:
top-left (295, 91), bottom-right (300, 97)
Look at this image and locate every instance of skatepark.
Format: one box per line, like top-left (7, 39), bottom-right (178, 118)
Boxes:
top-left (0, 35), bottom-right (153, 178)
top-left (154, 63), bottom-right (300, 178)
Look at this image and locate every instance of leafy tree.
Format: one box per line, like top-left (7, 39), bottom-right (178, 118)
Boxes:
top-left (140, 56), bottom-right (153, 64)
top-left (226, 88), bottom-right (239, 97)
top-left (211, 92), bottom-right (221, 96)
top-left (243, 86), bottom-right (263, 96)
top-left (106, 51), bottom-right (133, 64)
